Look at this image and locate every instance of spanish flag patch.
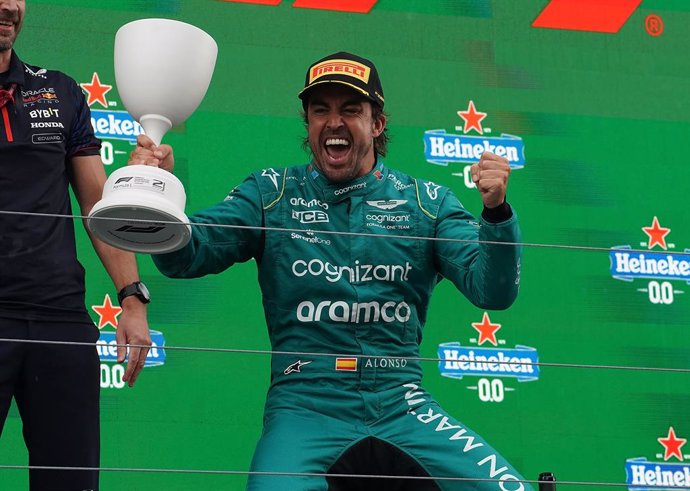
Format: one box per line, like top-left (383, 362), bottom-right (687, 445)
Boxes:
top-left (335, 357), bottom-right (358, 371)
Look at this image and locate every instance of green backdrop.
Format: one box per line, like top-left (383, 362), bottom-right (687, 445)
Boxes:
top-left (2, 0), bottom-right (689, 489)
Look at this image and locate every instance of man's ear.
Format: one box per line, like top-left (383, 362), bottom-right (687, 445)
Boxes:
top-left (372, 111), bottom-right (386, 137)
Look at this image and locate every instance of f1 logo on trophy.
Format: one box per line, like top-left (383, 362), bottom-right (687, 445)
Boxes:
top-left (88, 19), bottom-right (217, 253)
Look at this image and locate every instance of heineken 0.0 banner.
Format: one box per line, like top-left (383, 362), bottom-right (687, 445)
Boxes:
top-left (2, 1), bottom-right (689, 489)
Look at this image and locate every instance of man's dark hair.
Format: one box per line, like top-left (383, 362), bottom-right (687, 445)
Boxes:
top-left (301, 103), bottom-right (389, 158)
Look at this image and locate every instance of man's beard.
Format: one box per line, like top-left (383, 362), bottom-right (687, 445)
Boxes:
top-left (0, 14), bottom-right (19, 53)
top-left (0, 31), bottom-right (17, 53)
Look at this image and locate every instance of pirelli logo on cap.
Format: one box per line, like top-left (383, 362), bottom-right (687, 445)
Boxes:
top-left (309, 60), bottom-right (371, 84)
top-left (335, 357), bottom-right (358, 372)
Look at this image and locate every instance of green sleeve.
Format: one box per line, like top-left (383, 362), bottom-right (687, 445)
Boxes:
top-left (152, 175), bottom-right (264, 278)
top-left (433, 190), bottom-right (521, 310)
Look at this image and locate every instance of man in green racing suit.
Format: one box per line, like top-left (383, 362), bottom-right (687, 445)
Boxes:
top-left (134, 52), bottom-right (530, 491)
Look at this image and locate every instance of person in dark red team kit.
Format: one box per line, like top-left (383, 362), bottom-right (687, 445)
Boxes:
top-left (0, 1), bottom-right (152, 490)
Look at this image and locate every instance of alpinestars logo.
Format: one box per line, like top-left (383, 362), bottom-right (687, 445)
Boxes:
top-left (626, 426), bottom-right (689, 489)
top-left (423, 101), bottom-right (526, 189)
top-left (284, 360), bottom-right (312, 374)
top-left (438, 312), bottom-right (539, 403)
top-left (91, 294), bottom-right (166, 390)
top-left (261, 168), bottom-right (281, 191)
top-left (610, 217), bottom-right (689, 305)
top-left (424, 181), bottom-right (441, 200)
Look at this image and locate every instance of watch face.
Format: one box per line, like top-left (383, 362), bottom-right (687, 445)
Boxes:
top-left (138, 282), bottom-right (151, 300)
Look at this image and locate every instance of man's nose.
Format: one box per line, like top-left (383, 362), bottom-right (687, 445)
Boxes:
top-left (0, 0), bottom-right (18, 11)
top-left (325, 111), bottom-right (344, 129)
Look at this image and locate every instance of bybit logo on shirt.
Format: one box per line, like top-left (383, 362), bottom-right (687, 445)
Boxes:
top-left (438, 312), bottom-right (539, 403)
top-left (91, 294), bottom-right (166, 390)
top-left (423, 101), bottom-right (526, 189)
top-left (29, 106), bottom-right (64, 128)
top-left (610, 217), bottom-right (689, 305)
top-left (29, 107), bottom-right (60, 119)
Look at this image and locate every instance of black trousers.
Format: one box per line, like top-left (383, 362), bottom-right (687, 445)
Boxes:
top-left (0, 317), bottom-right (100, 491)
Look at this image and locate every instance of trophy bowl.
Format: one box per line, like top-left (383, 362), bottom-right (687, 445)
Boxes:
top-left (87, 18), bottom-right (217, 253)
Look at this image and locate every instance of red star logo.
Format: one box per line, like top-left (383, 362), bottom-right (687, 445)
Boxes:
top-left (80, 72), bottom-right (112, 108)
top-left (457, 100), bottom-right (488, 134)
top-left (471, 312), bottom-right (502, 346)
top-left (91, 294), bottom-right (122, 329)
top-left (642, 216), bottom-right (671, 250)
top-left (658, 427), bottom-right (686, 461)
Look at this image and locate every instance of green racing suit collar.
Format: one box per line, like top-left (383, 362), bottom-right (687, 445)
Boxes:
top-left (307, 159), bottom-right (387, 203)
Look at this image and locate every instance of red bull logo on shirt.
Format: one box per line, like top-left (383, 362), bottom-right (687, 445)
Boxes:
top-left (610, 217), bottom-right (689, 305)
top-left (626, 426), bottom-right (689, 489)
top-left (91, 294), bottom-right (166, 390)
top-left (21, 87), bottom-right (60, 105)
top-left (438, 312), bottom-right (539, 403)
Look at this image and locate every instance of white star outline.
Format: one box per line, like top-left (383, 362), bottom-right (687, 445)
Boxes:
top-left (424, 181), bottom-right (441, 200)
top-left (261, 168), bottom-right (281, 191)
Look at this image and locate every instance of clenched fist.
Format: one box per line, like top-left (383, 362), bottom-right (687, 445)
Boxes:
top-left (128, 134), bottom-right (175, 172)
top-left (471, 151), bottom-right (511, 209)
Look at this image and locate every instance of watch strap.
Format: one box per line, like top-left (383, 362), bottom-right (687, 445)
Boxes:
top-left (117, 281), bottom-right (150, 305)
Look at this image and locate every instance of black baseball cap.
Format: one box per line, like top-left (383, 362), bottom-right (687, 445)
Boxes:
top-left (298, 51), bottom-right (385, 108)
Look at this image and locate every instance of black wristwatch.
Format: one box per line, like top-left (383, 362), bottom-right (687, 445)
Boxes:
top-left (118, 281), bottom-right (151, 305)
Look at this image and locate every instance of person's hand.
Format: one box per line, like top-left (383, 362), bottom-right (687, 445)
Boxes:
top-left (129, 134), bottom-right (175, 172)
top-left (471, 151), bottom-right (510, 209)
top-left (116, 298), bottom-right (152, 387)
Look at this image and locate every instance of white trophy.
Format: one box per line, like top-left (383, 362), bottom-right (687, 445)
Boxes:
top-left (87, 18), bottom-right (217, 253)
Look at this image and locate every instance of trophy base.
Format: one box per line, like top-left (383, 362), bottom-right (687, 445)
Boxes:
top-left (88, 165), bottom-right (192, 253)
top-left (88, 164), bottom-right (193, 254)
top-left (88, 199), bottom-right (192, 253)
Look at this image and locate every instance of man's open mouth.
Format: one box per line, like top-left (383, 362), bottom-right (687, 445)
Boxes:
top-left (324, 137), bottom-right (351, 161)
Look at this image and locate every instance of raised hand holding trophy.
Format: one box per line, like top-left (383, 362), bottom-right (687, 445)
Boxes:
top-left (87, 19), bottom-right (217, 253)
